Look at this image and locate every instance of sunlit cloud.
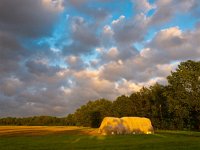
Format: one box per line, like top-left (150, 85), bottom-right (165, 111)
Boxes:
top-left (0, 0), bottom-right (200, 117)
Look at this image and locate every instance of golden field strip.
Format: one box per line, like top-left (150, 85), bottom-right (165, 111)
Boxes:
top-left (0, 126), bottom-right (99, 136)
top-left (0, 126), bottom-right (200, 150)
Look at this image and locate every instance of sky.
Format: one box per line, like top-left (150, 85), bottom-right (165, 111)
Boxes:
top-left (0, 0), bottom-right (200, 117)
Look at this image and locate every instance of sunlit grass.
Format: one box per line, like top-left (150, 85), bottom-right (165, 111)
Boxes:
top-left (0, 126), bottom-right (200, 150)
top-left (0, 126), bottom-right (98, 136)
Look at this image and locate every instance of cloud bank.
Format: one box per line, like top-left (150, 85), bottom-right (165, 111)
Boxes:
top-left (0, 0), bottom-right (199, 117)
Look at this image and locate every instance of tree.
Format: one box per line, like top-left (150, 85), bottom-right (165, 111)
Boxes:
top-left (90, 111), bottom-right (102, 128)
top-left (166, 60), bottom-right (200, 130)
top-left (73, 99), bottom-right (113, 127)
top-left (112, 95), bottom-right (134, 117)
top-left (149, 83), bottom-right (169, 129)
top-left (129, 87), bottom-right (154, 118)
top-left (65, 114), bottom-right (76, 126)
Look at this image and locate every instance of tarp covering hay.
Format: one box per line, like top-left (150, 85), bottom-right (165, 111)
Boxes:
top-left (98, 117), bottom-right (154, 135)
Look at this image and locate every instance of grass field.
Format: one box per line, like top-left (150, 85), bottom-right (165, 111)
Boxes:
top-left (0, 126), bottom-right (200, 150)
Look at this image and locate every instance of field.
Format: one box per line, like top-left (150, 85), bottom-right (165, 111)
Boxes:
top-left (0, 126), bottom-right (200, 150)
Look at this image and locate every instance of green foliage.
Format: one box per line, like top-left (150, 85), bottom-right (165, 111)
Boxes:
top-left (0, 116), bottom-right (69, 126)
top-left (72, 99), bottom-right (113, 127)
top-left (165, 60), bottom-right (200, 130)
top-left (90, 111), bottom-right (102, 128)
top-left (112, 95), bottom-right (134, 117)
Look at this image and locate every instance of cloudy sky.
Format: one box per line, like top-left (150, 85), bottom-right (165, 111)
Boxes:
top-left (0, 0), bottom-right (200, 117)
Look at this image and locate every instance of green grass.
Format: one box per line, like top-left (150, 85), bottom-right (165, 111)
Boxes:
top-left (0, 127), bottom-right (200, 150)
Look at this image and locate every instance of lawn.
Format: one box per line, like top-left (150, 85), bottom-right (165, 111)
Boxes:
top-left (0, 126), bottom-right (200, 150)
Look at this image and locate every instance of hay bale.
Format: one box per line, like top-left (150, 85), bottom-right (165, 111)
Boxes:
top-left (98, 117), bottom-right (125, 135)
top-left (121, 117), bottom-right (154, 134)
top-left (98, 117), bottom-right (154, 135)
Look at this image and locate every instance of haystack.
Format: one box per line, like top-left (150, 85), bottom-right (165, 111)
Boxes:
top-left (121, 117), bottom-right (154, 134)
top-left (98, 117), bottom-right (154, 135)
top-left (98, 117), bottom-right (125, 135)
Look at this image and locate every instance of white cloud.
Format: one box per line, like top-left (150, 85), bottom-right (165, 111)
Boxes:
top-left (0, 0), bottom-right (200, 117)
top-left (112, 15), bottom-right (125, 25)
top-left (42, 0), bottom-right (64, 11)
top-left (133, 0), bottom-right (156, 13)
top-left (103, 25), bottom-right (114, 35)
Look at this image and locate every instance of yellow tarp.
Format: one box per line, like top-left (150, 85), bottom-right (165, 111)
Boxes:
top-left (98, 117), bottom-right (154, 135)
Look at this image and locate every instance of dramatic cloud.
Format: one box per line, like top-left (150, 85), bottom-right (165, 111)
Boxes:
top-left (62, 16), bottom-right (99, 55)
top-left (150, 0), bottom-right (196, 26)
top-left (66, 55), bottom-right (88, 71)
top-left (0, 0), bottom-right (200, 117)
top-left (142, 26), bottom-right (200, 64)
top-left (112, 14), bottom-right (149, 46)
top-left (0, 31), bottom-right (27, 75)
top-left (0, 0), bottom-right (63, 38)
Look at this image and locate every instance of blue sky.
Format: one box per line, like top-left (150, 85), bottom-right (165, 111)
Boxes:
top-left (0, 0), bottom-right (200, 117)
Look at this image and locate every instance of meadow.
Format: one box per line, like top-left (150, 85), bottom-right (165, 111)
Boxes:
top-left (0, 126), bottom-right (200, 150)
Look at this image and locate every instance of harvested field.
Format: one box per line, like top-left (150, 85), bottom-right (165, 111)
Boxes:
top-left (0, 126), bottom-right (99, 136)
top-left (0, 126), bottom-right (200, 150)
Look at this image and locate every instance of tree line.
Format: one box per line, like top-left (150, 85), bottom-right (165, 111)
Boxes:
top-left (0, 116), bottom-right (70, 126)
top-left (0, 60), bottom-right (199, 131)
